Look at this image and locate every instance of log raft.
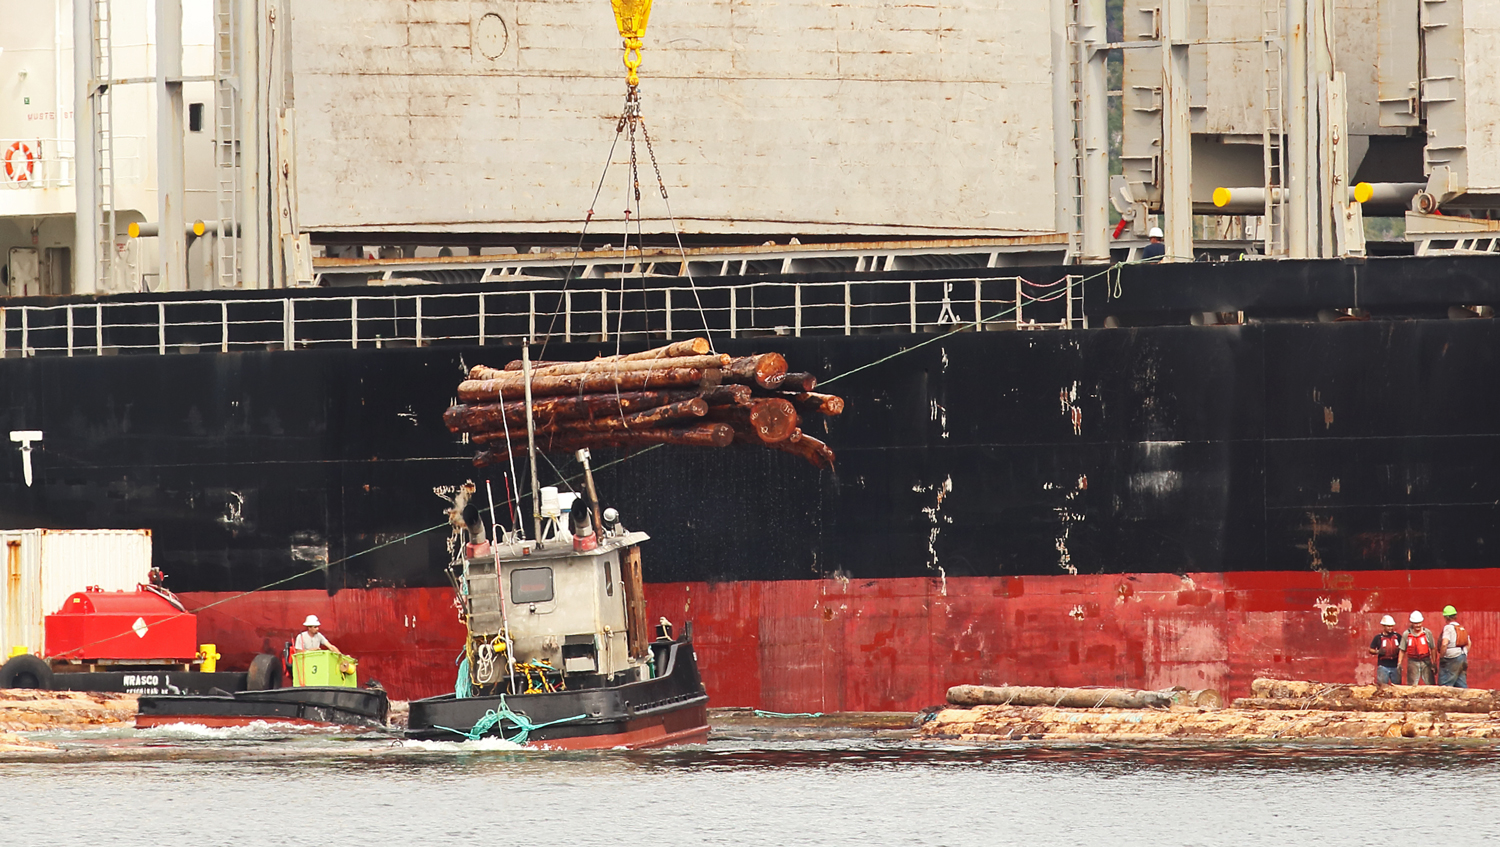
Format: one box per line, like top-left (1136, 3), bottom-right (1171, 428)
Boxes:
top-left (449, 339), bottom-right (841, 469)
top-left (922, 678), bottom-right (1500, 742)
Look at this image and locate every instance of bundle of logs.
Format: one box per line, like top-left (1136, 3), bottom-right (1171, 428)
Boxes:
top-left (1232, 679), bottom-right (1500, 714)
top-left (445, 338), bottom-right (842, 469)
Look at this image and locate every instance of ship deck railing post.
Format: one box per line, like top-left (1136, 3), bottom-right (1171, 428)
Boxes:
top-left (95, 304), bottom-right (102, 355)
top-left (794, 283), bottom-right (802, 337)
top-left (349, 298), bottom-right (358, 349)
top-left (221, 301), bottom-right (229, 353)
top-left (22, 307), bottom-right (29, 358)
top-left (527, 292), bottom-right (535, 343)
top-left (564, 290), bottom-right (572, 342)
top-left (600, 289), bottom-right (608, 343)
top-left (844, 281), bottom-right (851, 335)
top-left (1, 307), bottom-right (7, 359)
top-left (283, 299), bottom-right (294, 351)
top-left (66, 305), bottom-right (74, 357)
top-left (973, 278), bottom-right (982, 332)
top-left (478, 293), bottom-right (486, 346)
top-left (158, 302), bottom-right (166, 355)
top-left (1015, 277), bottom-right (1024, 326)
top-left (908, 280), bottom-right (917, 333)
top-left (728, 287), bottom-right (736, 339)
top-left (415, 295), bottom-right (424, 347)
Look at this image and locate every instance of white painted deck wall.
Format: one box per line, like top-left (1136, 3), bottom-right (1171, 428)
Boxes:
top-left (288, 0), bottom-right (1057, 236)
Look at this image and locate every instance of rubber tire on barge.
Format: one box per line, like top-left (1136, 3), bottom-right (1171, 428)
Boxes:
top-left (0, 655), bottom-right (53, 689)
top-left (405, 638), bottom-right (710, 749)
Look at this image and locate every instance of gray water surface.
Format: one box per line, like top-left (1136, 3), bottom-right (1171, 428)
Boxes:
top-left (2, 723), bottom-right (1497, 847)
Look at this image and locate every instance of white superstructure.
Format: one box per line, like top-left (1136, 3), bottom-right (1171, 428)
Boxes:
top-left (0, 0), bottom-right (218, 295)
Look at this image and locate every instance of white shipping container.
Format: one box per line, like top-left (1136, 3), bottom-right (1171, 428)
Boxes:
top-left (0, 529), bottom-right (153, 659)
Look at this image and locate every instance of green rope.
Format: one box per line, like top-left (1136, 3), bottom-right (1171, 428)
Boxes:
top-left (752, 709), bottom-right (824, 719)
top-left (454, 654), bottom-right (472, 700)
top-left (434, 693), bottom-right (587, 745)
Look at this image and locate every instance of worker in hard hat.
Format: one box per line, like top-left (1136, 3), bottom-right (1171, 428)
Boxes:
top-left (1438, 605), bottom-right (1470, 688)
top-left (1368, 615), bottom-right (1403, 685)
top-left (1141, 226), bottom-right (1166, 261)
top-left (1400, 610), bottom-right (1436, 686)
top-left (294, 615), bottom-right (340, 654)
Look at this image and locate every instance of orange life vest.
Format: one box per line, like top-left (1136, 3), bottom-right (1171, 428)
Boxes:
top-left (1407, 630), bottom-right (1432, 661)
top-left (1377, 633), bottom-right (1401, 662)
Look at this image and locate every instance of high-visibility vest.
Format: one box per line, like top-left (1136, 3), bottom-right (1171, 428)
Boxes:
top-left (1377, 633), bottom-right (1401, 662)
top-left (1407, 630), bottom-right (1432, 661)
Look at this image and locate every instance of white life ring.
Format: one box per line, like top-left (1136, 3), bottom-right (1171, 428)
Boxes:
top-left (4, 142), bottom-right (36, 183)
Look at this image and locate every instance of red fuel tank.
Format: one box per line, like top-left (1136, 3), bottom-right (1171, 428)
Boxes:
top-left (45, 586), bottom-right (199, 662)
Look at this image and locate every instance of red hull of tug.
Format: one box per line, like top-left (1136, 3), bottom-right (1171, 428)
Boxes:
top-left (181, 567), bottom-right (1498, 710)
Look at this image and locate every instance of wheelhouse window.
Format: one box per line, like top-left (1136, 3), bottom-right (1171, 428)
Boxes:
top-left (510, 567), bottom-right (554, 603)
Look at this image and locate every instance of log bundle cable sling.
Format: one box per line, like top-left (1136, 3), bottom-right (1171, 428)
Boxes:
top-left (537, 0), bottom-right (712, 362)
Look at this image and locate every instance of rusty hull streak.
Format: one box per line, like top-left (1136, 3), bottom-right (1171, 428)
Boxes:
top-left (182, 567), bottom-right (1498, 711)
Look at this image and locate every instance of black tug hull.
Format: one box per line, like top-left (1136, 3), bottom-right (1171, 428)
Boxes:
top-left (405, 639), bottom-right (709, 748)
top-left (135, 686), bottom-right (391, 730)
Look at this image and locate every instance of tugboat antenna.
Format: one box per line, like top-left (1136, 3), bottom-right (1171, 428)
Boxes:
top-left (521, 341), bottom-right (542, 543)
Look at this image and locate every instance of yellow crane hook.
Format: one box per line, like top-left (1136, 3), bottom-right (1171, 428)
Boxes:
top-left (611, 0), bottom-right (653, 87)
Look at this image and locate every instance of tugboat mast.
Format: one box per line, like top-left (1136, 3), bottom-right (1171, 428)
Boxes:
top-left (521, 341), bottom-right (542, 542)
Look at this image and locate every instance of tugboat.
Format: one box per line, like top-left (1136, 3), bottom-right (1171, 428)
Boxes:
top-left (404, 456), bottom-right (710, 748)
top-left (134, 647), bottom-right (390, 731)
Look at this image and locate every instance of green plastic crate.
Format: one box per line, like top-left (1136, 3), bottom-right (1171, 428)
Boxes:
top-left (292, 649), bottom-right (358, 688)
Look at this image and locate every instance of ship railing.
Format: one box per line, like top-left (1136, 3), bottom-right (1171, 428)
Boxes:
top-left (0, 274), bottom-right (1086, 358)
top-left (0, 136), bottom-right (143, 192)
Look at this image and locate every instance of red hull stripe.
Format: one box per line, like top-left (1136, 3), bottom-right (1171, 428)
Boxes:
top-left (181, 568), bottom-right (1498, 711)
top-left (527, 724), bottom-right (711, 750)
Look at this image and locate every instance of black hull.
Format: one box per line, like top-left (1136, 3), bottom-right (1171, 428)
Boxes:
top-left (135, 686), bottom-right (390, 730)
top-left (3, 255), bottom-right (1500, 591)
top-left (51, 671), bottom-right (250, 696)
top-left (406, 639), bottom-right (709, 748)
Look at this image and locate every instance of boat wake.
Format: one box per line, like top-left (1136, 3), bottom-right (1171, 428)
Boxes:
top-left (394, 736), bottom-right (525, 753)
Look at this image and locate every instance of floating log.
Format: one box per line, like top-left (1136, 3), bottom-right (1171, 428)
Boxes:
top-left (1232, 696), bottom-right (1498, 714)
top-left (706, 398), bottom-right (798, 444)
top-left (471, 354), bottom-right (728, 382)
top-left (1249, 679), bottom-right (1494, 702)
top-left (469, 399), bottom-right (709, 444)
top-left (784, 392), bottom-right (844, 417)
top-left (947, 684), bottom-right (1177, 710)
top-left (766, 428), bottom-right (835, 469)
top-left (723, 353), bottom-right (788, 389)
top-left (457, 367), bottom-right (719, 402)
top-left (779, 372), bottom-right (817, 393)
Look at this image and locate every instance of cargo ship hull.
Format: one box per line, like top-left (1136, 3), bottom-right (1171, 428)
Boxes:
top-left (5, 259), bottom-right (1500, 707)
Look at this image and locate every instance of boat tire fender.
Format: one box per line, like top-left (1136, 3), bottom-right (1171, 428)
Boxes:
top-left (0, 654), bottom-right (54, 690)
top-left (247, 652), bottom-right (284, 691)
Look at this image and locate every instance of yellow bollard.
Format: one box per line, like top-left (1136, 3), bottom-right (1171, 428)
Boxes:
top-left (198, 643), bottom-right (220, 672)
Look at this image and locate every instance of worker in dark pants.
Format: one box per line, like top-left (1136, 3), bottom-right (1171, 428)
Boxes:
top-left (1368, 615), bottom-right (1403, 685)
top-left (1439, 605), bottom-right (1470, 688)
top-left (1401, 610), bottom-right (1437, 686)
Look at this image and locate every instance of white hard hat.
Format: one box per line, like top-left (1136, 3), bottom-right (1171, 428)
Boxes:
top-left (1380, 615), bottom-right (1396, 626)
top-left (303, 615), bottom-right (321, 627)
top-left (1148, 226), bottom-right (1164, 238)
top-left (1409, 610), bottom-right (1424, 624)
